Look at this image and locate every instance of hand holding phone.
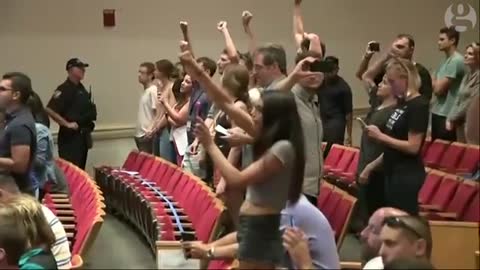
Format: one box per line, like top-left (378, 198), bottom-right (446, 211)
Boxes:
top-left (356, 117), bottom-right (368, 129)
top-left (215, 125), bottom-right (230, 136)
top-left (368, 41), bottom-right (380, 52)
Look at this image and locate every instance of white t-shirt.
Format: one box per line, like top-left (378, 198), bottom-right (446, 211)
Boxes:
top-left (41, 205), bottom-right (72, 269)
top-left (363, 256), bottom-right (384, 269)
top-left (135, 85), bottom-right (158, 137)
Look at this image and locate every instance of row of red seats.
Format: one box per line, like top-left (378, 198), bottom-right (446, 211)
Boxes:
top-left (316, 181), bottom-right (357, 249)
top-left (419, 168), bottom-right (479, 222)
top-left (95, 151), bottom-right (230, 269)
top-left (323, 145), bottom-right (360, 190)
top-left (42, 158), bottom-right (106, 269)
top-left (422, 139), bottom-right (479, 175)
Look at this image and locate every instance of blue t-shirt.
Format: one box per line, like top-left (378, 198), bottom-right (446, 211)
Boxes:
top-left (187, 82), bottom-right (210, 144)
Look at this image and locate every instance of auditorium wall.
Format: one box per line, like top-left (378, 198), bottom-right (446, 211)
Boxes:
top-left (0, 0), bottom-right (478, 173)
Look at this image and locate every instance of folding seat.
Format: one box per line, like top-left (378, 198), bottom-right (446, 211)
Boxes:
top-left (323, 145), bottom-right (345, 174)
top-left (421, 137), bottom-right (432, 159)
top-left (425, 180), bottom-right (478, 220)
top-left (418, 170), bottom-right (445, 205)
top-left (321, 189), bottom-right (344, 226)
top-left (461, 191), bottom-right (480, 222)
top-left (317, 182), bottom-right (334, 210)
top-left (196, 202), bottom-right (222, 243)
top-left (330, 194), bottom-right (357, 247)
top-left (455, 145), bottom-right (480, 176)
top-left (437, 142), bottom-right (466, 173)
top-left (337, 149), bottom-right (360, 187)
top-left (423, 139), bottom-right (450, 168)
top-left (326, 147), bottom-right (356, 180)
top-left (420, 173), bottom-right (460, 212)
top-left (122, 151), bottom-right (139, 170)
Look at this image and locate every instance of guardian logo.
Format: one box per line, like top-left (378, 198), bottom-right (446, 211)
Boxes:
top-left (444, 3), bottom-right (478, 32)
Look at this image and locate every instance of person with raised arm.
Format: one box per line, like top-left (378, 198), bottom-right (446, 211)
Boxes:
top-left (293, 0), bottom-right (324, 58)
top-left (180, 47), bottom-right (306, 268)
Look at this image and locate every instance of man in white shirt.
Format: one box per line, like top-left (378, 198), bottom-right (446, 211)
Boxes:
top-left (134, 62), bottom-right (157, 154)
top-left (0, 173), bottom-right (72, 269)
top-left (360, 207), bottom-right (407, 269)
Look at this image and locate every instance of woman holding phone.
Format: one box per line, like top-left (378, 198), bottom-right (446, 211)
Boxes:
top-left (180, 48), bottom-right (305, 269)
top-left (357, 74), bottom-right (397, 219)
top-left (362, 58), bottom-right (429, 215)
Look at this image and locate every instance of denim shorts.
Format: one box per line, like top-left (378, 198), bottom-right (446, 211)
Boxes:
top-left (237, 214), bottom-right (283, 265)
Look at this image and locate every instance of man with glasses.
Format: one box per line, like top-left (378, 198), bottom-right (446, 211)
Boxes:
top-left (253, 44), bottom-right (287, 90)
top-left (379, 215), bottom-right (432, 268)
top-left (360, 207), bottom-right (407, 269)
top-left (46, 58), bottom-right (97, 170)
top-left (0, 72), bottom-right (36, 196)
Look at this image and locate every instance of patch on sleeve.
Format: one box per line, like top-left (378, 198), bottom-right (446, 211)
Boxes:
top-left (53, 90), bottom-right (62, 99)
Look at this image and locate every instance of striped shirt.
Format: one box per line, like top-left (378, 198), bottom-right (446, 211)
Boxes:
top-left (41, 205), bottom-right (72, 269)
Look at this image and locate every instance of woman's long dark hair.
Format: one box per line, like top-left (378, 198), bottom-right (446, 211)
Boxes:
top-left (254, 90), bottom-right (305, 203)
top-left (26, 91), bottom-right (50, 128)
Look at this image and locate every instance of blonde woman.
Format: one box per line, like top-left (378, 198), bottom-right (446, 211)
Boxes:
top-left (361, 58), bottom-right (429, 215)
top-left (0, 194), bottom-right (57, 269)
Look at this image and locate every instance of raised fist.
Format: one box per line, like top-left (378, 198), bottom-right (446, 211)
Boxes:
top-left (217, 21), bottom-right (227, 31)
top-left (242, 11), bottom-right (253, 26)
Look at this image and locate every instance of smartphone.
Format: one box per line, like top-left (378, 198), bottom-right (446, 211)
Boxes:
top-left (181, 231), bottom-right (196, 242)
top-left (368, 42), bottom-right (380, 52)
top-left (215, 125), bottom-right (230, 136)
top-left (309, 60), bottom-right (334, 73)
top-left (356, 117), bottom-right (368, 129)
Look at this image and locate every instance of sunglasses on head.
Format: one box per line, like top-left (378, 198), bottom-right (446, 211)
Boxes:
top-left (383, 216), bottom-right (422, 239)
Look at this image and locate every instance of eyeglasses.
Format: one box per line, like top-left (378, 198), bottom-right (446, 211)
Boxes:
top-left (0, 86), bottom-right (13, 92)
top-left (383, 216), bottom-right (422, 239)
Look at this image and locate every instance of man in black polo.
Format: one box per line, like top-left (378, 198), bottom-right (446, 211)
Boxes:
top-left (0, 72), bottom-right (37, 195)
top-left (46, 58), bottom-right (97, 170)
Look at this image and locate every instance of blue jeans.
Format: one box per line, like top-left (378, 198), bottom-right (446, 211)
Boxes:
top-left (158, 128), bottom-right (177, 163)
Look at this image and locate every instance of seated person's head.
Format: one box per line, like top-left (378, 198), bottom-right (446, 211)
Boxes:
top-left (196, 57), bottom-right (217, 78)
top-left (360, 207), bottom-right (407, 263)
top-left (0, 173), bottom-right (20, 202)
top-left (383, 257), bottom-right (435, 270)
top-left (0, 201), bottom-right (29, 267)
top-left (3, 194), bottom-right (56, 251)
top-left (222, 64), bottom-right (250, 105)
top-left (379, 215), bottom-right (432, 266)
top-left (294, 51), bottom-right (325, 90)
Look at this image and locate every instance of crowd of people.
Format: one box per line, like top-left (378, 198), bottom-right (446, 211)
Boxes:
top-left (0, 0), bottom-right (479, 269)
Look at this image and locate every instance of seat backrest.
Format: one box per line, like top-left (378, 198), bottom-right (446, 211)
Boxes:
top-left (330, 194), bottom-right (357, 247)
top-left (445, 180), bottom-right (478, 216)
top-left (429, 174), bottom-right (461, 210)
top-left (456, 145), bottom-right (480, 174)
top-left (144, 159), bottom-right (161, 180)
top-left (122, 151), bottom-right (139, 170)
top-left (418, 170), bottom-right (445, 205)
top-left (423, 140), bottom-right (450, 167)
top-left (461, 190), bottom-right (480, 222)
top-left (324, 145), bottom-right (345, 168)
top-left (346, 150), bottom-right (360, 174)
top-left (132, 153), bottom-right (147, 171)
top-left (438, 142), bottom-right (466, 173)
top-left (138, 155), bottom-right (154, 176)
top-left (322, 189), bottom-right (343, 226)
top-left (317, 182), bottom-right (334, 210)
top-left (335, 148), bottom-right (356, 172)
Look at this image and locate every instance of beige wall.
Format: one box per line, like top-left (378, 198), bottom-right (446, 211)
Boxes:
top-left (1, 0), bottom-right (479, 171)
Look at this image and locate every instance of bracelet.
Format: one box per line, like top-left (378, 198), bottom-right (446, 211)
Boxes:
top-left (206, 246), bottom-right (215, 260)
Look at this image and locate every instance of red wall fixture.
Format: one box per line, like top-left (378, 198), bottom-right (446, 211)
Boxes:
top-left (103, 9), bottom-right (115, 27)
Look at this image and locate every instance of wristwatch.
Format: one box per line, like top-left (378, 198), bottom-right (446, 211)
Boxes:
top-left (206, 246), bottom-right (215, 260)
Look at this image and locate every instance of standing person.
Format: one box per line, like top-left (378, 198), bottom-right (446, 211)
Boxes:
top-left (318, 56), bottom-right (353, 150)
top-left (133, 62), bottom-right (157, 153)
top-left (46, 58), bottom-right (97, 170)
top-left (253, 44), bottom-right (287, 90)
top-left (431, 26), bottom-right (465, 141)
top-left (447, 42), bottom-right (479, 142)
top-left (362, 59), bottom-right (429, 215)
top-left (0, 72), bottom-right (36, 196)
top-left (357, 74), bottom-right (397, 220)
top-left (180, 49), bottom-right (306, 269)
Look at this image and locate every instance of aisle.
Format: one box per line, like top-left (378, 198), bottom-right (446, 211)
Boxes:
top-left (84, 214), bottom-right (157, 269)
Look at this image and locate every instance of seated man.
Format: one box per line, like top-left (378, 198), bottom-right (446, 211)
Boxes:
top-left (379, 215), bottom-right (432, 268)
top-left (0, 173), bottom-right (71, 269)
top-left (183, 194), bottom-right (340, 269)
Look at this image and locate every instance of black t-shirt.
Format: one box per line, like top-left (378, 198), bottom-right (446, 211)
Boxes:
top-left (370, 62), bottom-right (433, 109)
top-left (383, 95), bottom-right (429, 170)
top-left (357, 90), bottom-right (396, 175)
top-left (47, 79), bottom-right (96, 132)
top-left (0, 107), bottom-right (36, 192)
top-left (318, 76), bottom-right (353, 121)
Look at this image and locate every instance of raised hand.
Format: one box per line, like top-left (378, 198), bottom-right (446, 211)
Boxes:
top-left (179, 41), bottom-right (190, 53)
top-left (180, 21), bottom-right (188, 34)
top-left (194, 117), bottom-right (214, 148)
top-left (366, 41), bottom-right (378, 56)
top-left (242, 11), bottom-right (253, 27)
top-left (294, 0), bottom-right (302, 5)
top-left (217, 21), bottom-right (227, 32)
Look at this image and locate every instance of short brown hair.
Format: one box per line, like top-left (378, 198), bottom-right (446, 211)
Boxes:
top-left (140, 62), bottom-right (155, 80)
top-left (222, 64), bottom-right (250, 105)
top-left (256, 44), bottom-right (287, 75)
top-left (440, 26), bottom-right (460, 46)
top-left (155, 59), bottom-right (175, 78)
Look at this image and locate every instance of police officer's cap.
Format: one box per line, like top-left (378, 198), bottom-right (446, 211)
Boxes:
top-left (66, 58), bottom-right (89, 70)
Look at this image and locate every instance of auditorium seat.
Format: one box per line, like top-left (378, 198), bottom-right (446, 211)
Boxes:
top-left (456, 144), bottom-right (480, 176)
top-left (337, 149), bottom-right (360, 189)
top-left (330, 193), bottom-right (357, 248)
top-left (317, 181), bottom-right (335, 210)
top-left (323, 144), bottom-right (345, 174)
top-left (326, 147), bottom-right (356, 180)
top-left (420, 173), bottom-right (461, 212)
top-left (423, 139), bottom-right (450, 168)
top-left (437, 142), bottom-right (466, 173)
top-left (418, 170), bottom-right (445, 205)
top-left (461, 191), bottom-right (480, 222)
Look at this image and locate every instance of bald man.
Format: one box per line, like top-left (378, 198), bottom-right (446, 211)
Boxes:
top-left (360, 207), bottom-right (408, 269)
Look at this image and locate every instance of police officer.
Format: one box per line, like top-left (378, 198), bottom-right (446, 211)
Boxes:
top-left (46, 58), bottom-right (97, 170)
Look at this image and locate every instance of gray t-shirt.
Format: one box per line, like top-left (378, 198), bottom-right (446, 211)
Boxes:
top-left (245, 140), bottom-right (295, 211)
top-left (280, 195), bottom-right (340, 269)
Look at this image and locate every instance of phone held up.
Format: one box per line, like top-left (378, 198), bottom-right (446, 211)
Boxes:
top-left (368, 42), bottom-right (380, 52)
